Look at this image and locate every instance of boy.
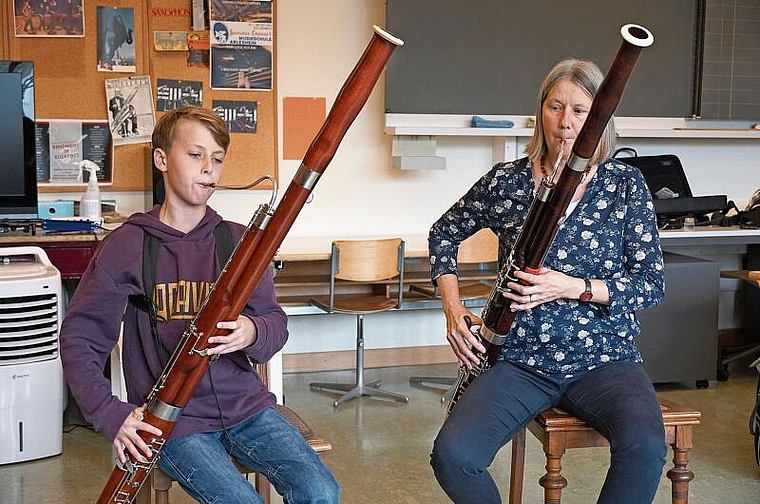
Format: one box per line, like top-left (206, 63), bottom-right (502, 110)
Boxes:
top-left (60, 107), bottom-right (340, 503)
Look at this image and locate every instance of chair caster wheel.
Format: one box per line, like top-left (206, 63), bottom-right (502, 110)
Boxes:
top-left (717, 366), bottom-right (730, 382)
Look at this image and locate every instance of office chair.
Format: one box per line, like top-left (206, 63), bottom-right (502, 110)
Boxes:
top-left (308, 238), bottom-right (409, 406)
top-left (718, 270), bottom-right (760, 381)
top-left (408, 228), bottom-right (499, 391)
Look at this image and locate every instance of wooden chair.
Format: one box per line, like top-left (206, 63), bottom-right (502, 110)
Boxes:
top-left (507, 397), bottom-right (701, 504)
top-left (308, 238), bottom-right (409, 406)
top-left (410, 228), bottom-right (499, 300)
top-left (409, 229), bottom-right (498, 390)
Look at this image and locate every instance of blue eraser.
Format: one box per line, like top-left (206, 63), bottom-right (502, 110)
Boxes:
top-left (472, 116), bottom-right (515, 128)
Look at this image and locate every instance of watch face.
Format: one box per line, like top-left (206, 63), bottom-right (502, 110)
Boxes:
top-left (580, 278), bottom-right (593, 302)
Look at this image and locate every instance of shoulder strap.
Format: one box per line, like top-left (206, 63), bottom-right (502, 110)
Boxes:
top-left (213, 220), bottom-right (234, 269)
top-left (142, 221), bottom-right (234, 299)
top-left (135, 221), bottom-right (234, 365)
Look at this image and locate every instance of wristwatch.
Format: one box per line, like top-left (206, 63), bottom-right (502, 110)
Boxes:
top-left (579, 278), bottom-right (593, 302)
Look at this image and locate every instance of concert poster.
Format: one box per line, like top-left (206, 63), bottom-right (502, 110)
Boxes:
top-left (156, 79), bottom-right (203, 111)
top-left (13, 0), bottom-right (84, 37)
top-left (212, 100), bottom-right (258, 134)
top-left (104, 76), bottom-right (155, 146)
top-left (35, 119), bottom-right (113, 185)
top-left (210, 45), bottom-right (272, 90)
top-left (97, 6), bottom-right (136, 72)
top-left (209, 0), bottom-right (272, 90)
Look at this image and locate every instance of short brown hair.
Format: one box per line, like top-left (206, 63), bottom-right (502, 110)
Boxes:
top-left (525, 59), bottom-right (615, 167)
top-left (151, 106), bottom-right (230, 153)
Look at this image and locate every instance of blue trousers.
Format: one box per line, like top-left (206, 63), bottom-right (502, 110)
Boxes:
top-left (431, 361), bottom-right (666, 504)
top-left (158, 407), bottom-right (340, 503)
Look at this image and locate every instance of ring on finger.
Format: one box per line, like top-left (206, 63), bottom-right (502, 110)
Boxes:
top-left (528, 294), bottom-right (532, 302)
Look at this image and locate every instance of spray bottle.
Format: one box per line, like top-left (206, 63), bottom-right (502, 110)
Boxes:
top-left (78, 160), bottom-right (102, 222)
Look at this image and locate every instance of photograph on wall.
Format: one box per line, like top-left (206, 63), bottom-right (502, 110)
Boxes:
top-left (210, 45), bottom-right (272, 90)
top-left (187, 30), bottom-right (210, 67)
top-left (156, 79), bottom-right (203, 111)
top-left (105, 76), bottom-right (155, 145)
top-left (97, 6), bottom-right (136, 72)
top-left (210, 0), bottom-right (271, 24)
top-left (35, 119), bottom-right (113, 185)
top-left (13, 0), bottom-right (84, 37)
top-left (209, 0), bottom-right (272, 90)
top-left (212, 100), bottom-right (258, 133)
top-left (154, 31), bottom-right (188, 51)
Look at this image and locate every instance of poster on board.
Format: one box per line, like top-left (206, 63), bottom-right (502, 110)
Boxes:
top-left (13, 0), bottom-right (84, 37)
top-left (105, 76), bottom-right (155, 145)
top-left (209, 0), bottom-right (272, 90)
top-left (97, 6), bottom-right (136, 72)
top-left (35, 119), bottom-right (112, 185)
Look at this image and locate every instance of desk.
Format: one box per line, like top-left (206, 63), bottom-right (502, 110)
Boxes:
top-left (0, 231), bottom-right (107, 280)
top-left (274, 234), bottom-right (495, 316)
top-left (659, 226), bottom-right (760, 246)
top-left (276, 227), bottom-right (760, 260)
top-left (276, 227), bottom-right (760, 374)
top-left (275, 234), bottom-right (430, 261)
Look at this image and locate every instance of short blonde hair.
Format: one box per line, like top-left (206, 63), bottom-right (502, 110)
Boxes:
top-left (152, 106), bottom-right (230, 153)
top-left (525, 59), bottom-right (615, 167)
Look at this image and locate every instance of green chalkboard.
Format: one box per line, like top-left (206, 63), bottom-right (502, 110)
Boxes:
top-left (386, 0), bottom-right (701, 118)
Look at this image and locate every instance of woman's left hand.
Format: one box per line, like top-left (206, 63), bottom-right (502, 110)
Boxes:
top-left (505, 267), bottom-right (578, 310)
top-left (206, 315), bottom-right (257, 355)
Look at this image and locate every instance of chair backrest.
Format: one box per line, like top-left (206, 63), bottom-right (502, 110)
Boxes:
top-left (328, 237), bottom-right (405, 309)
top-left (457, 228), bottom-right (498, 265)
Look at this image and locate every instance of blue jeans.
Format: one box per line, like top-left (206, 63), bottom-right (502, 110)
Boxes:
top-left (431, 361), bottom-right (666, 504)
top-left (158, 407), bottom-right (340, 503)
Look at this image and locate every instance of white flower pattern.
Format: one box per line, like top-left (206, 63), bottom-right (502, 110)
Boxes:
top-left (428, 157), bottom-right (665, 375)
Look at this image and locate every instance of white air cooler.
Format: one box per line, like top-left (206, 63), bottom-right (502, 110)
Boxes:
top-left (0, 246), bottom-right (64, 465)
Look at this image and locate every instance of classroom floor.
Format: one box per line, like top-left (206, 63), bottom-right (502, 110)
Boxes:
top-left (1, 362), bottom-right (759, 503)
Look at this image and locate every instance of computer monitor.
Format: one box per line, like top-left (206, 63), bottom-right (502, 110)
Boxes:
top-left (0, 61), bottom-right (36, 221)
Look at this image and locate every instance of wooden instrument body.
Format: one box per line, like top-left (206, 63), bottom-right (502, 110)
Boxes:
top-left (445, 24), bottom-right (654, 415)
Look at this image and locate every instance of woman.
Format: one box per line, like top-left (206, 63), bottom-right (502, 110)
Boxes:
top-left (429, 59), bottom-right (666, 504)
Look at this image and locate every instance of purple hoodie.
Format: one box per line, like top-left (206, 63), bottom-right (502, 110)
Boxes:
top-left (60, 206), bottom-right (287, 441)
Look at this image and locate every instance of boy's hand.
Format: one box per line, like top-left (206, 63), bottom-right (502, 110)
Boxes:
top-left (207, 316), bottom-right (257, 355)
top-left (114, 404), bottom-right (162, 464)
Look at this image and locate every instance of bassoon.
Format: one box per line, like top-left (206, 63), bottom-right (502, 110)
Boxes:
top-left (445, 24), bottom-right (654, 415)
top-left (98, 25), bottom-right (404, 503)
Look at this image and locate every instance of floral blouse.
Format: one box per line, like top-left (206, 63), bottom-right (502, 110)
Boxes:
top-left (428, 157), bottom-right (665, 376)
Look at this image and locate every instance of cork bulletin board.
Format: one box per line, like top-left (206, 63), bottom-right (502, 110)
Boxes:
top-left (0, 0), bottom-right (277, 193)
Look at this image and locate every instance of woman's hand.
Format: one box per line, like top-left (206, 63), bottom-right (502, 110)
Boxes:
top-left (206, 315), bottom-right (257, 355)
top-left (505, 267), bottom-right (584, 310)
top-left (113, 404), bottom-right (163, 464)
top-left (443, 302), bottom-right (485, 370)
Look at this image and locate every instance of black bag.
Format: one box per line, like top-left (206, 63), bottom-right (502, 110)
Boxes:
top-left (613, 148), bottom-right (729, 228)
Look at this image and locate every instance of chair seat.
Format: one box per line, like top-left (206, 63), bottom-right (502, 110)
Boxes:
top-left (310, 295), bottom-right (398, 314)
top-left (508, 397), bottom-right (701, 504)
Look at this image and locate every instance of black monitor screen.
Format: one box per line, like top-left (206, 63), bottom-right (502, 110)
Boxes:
top-left (0, 61), bottom-right (36, 221)
top-left (0, 73), bottom-right (25, 198)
